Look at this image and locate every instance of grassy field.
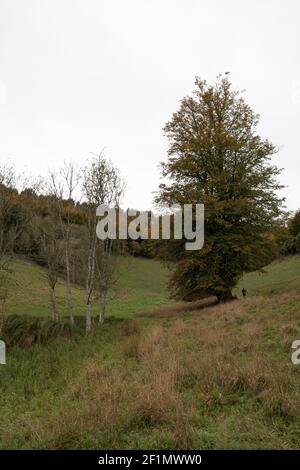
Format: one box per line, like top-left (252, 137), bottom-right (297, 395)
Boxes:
top-left (6, 254), bottom-right (300, 318)
top-left (236, 254), bottom-right (300, 297)
top-left (1, 254), bottom-right (300, 449)
top-left (5, 256), bottom-right (170, 318)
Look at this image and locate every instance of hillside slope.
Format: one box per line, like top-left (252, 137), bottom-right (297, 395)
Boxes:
top-left (1, 283), bottom-right (300, 449)
top-left (5, 254), bottom-right (300, 317)
top-left (1, 254), bottom-right (300, 449)
top-left (5, 256), bottom-right (170, 318)
top-left (236, 254), bottom-right (300, 297)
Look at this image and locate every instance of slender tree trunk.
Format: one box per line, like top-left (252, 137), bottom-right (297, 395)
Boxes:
top-left (98, 291), bottom-right (107, 324)
top-left (85, 281), bottom-right (93, 333)
top-left (86, 231), bottom-right (96, 333)
top-left (51, 287), bottom-right (58, 321)
top-left (65, 239), bottom-right (74, 325)
top-left (86, 300), bottom-right (92, 333)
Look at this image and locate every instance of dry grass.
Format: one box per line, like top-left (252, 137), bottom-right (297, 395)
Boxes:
top-left (137, 298), bottom-right (217, 318)
top-left (53, 293), bottom-right (300, 447)
top-left (120, 319), bottom-right (141, 336)
top-left (2, 290), bottom-right (300, 449)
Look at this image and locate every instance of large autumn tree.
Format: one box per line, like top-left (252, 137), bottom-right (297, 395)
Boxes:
top-left (156, 75), bottom-right (285, 302)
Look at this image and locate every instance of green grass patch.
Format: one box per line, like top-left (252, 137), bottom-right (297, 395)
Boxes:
top-left (5, 256), bottom-right (170, 319)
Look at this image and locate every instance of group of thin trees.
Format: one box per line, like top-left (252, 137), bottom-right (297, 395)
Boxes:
top-left (0, 154), bottom-right (125, 333)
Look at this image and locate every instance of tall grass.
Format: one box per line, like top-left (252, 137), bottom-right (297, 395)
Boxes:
top-left (1, 291), bottom-right (300, 449)
top-left (2, 315), bottom-right (81, 347)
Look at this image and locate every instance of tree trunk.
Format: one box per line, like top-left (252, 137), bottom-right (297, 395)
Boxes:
top-left (86, 301), bottom-right (92, 333)
top-left (85, 275), bottom-right (93, 333)
top-left (85, 228), bottom-right (96, 333)
top-left (86, 268), bottom-right (94, 333)
top-left (51, 287), bottom-right (58, 321)
top-left (65, 241), bottom-right (74, 325)
top-left (98, 292), bottom-right (107, 324)
top-left (217, 289), bottom-right (236, 304)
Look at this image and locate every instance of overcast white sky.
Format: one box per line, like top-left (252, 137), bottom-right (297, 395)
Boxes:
top-left (0, 0), bottom-right (299, 210)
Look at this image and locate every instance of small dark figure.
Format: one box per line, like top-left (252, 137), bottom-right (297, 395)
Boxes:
top-left (242, 287), bottom-right (247, 298)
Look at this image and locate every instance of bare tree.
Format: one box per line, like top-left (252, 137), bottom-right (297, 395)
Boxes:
top-left (48, 162), bottom-right (80, 324)
top-left (40, 218), bottom-right (63, 322)
top-left (82, 153), bottom-right (125, 332)
top-left (96, 239), bottom-right (114, 324)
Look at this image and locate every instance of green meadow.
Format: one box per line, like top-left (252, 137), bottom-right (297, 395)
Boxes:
top-left (1, 255), bottom-right (300, 449)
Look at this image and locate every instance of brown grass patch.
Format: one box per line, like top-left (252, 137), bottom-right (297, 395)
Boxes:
top-left (137, 297), bottom-right (217, 318)
top-left (13, 290), bottom-right (300, 449)
top-left (120, 319), bottom-right (141, 336)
